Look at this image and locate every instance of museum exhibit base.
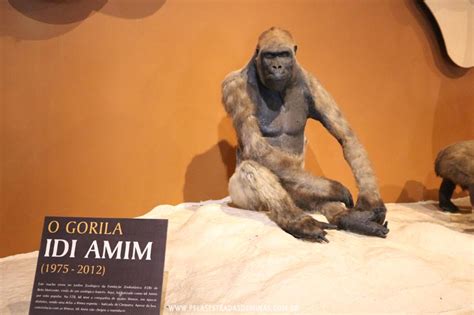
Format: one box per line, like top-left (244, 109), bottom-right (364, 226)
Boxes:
top-left (1, 198), bottom-right (472, 314)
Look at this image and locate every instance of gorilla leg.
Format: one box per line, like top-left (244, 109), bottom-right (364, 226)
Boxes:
top-left (279, 169), bottom-right (354, 209)
top-left (228, 160), bottom-right (335, 242)
top-left (470, 185), bottom-right (474, 209)
top-left (278, 171), bottom-right (388, 237)
top-left (439, 178), bottom-right (459, 212)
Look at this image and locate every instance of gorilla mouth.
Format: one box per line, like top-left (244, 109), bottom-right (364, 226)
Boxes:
top-left (268, 73), bottom-right (287, 81)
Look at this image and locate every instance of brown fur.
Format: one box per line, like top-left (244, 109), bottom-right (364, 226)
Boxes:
top-left (222, 27), bottom-right (387, 241)
top-left (435, 140), bottom-right (474, 188)
top-left (257, 27), bottom-right (295, 50)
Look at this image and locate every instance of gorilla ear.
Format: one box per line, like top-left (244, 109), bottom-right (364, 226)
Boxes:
top-left (255, 48), bottom-right (260, 55)
top-left (294, 45), bottom-right (298, 54)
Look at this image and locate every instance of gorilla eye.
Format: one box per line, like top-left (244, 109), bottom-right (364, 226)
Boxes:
top-left (280, 52), bottom-right (291, 58)
top-left (263, 52), bottom-right (275, 59)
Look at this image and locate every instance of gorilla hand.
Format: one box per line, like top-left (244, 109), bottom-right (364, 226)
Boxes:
top-left (354, 194), bottom-right (387, 224)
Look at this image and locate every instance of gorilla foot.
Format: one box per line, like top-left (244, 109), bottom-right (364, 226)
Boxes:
top-left (337, 210), bottom-right (389, 238)
top-left (281, 215), bottom-right (333, 243)
top-left (439, 201), bottom-right (459, 213)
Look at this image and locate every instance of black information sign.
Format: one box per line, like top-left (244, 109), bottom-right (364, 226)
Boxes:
top-left (29, 217), bottom-right (168, 314)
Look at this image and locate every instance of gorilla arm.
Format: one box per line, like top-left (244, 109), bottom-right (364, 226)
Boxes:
top-left (305, 73), bottom-right (387, 225)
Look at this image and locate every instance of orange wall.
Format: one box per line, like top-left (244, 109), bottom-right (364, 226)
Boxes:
top-left (1, 0), bottom-right (473, 257)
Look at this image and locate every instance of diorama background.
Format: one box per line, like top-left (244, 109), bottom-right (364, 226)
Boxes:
top-left (1, 0), bottom-right (473, 257)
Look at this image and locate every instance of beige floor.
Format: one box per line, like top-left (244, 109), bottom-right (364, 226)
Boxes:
top-left (1, 198), bottom-right (473, 314)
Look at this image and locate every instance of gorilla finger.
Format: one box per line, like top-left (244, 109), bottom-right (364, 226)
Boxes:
top-left (372, 207), bottom-right (387, 224)
top-left (306, 229), bottom-right (329, 243)
top-left (347, 194), bottom-right (354, 208)
top-left (284, 228), bottom-right (327, 243)
top-left (304, 232), bottom-right (329, 243)
top-left (366, 222), bottom-right (389, 238)
top-left (321, 222), bottom-right (338, 230)
top-left (342, 191), bottom-right (354, 209)
top-left (308, 231), bottom-right (329, 243)
top-left (375, 226), bottom-right (389, 238)
top-left (332, 182), bottom-right (353, 208)
top-left (319, 235), bottom-right (329, 243)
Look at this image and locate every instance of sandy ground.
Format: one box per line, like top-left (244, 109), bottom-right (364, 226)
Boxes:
top-left (1, 198), bottom-right (473, 314)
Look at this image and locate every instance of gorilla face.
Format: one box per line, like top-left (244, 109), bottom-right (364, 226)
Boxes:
top-left (256, 47), bottom-right (296, 92)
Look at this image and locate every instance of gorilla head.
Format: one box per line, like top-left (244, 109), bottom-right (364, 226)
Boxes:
top-left (255, 27), bottom-right (298, 92)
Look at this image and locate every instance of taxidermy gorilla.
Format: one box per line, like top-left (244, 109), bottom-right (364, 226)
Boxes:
top-left (222, 27), bottom-right (389, 242)
top-left (435, 140), bottom-right (474, 212)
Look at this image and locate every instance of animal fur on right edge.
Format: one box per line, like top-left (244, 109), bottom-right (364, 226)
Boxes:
top-left (435, 140), bottom-right (474, 212)
top-left (222, 27), bottom-right (388, 242)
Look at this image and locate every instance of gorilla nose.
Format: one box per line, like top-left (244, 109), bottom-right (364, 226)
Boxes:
top-left (272, 65), bottom-right (282, 69)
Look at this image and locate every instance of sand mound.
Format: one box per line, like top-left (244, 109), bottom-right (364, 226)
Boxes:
top-left (1, 198), bottom-right (472, 314)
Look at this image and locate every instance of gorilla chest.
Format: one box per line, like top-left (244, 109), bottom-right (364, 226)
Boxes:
top-left (255, 89), bottom-right (308, 137)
